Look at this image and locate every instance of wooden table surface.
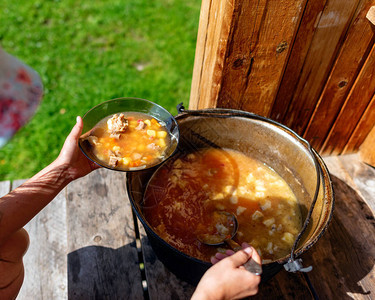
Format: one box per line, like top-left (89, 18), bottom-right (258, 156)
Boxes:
top-left (1, 154), bottom-right (374, 299)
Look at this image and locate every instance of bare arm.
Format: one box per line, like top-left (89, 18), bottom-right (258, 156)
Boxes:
top-left (0, 116), bottom-right (98, 245)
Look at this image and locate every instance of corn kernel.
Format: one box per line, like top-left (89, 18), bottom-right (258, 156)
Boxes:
top-left (147, 130), bottom-right (156, 137)
top-left (212, 193), bottom-right (224, 200)
top-left (151, 119), bottom-right (161, 127)
top-left (158, 138), bottom-right (166, 147)
top-left (282, 232), bottom-right (294, 244)
top-left (144, 119), bottom-right (151, 127)
top-left (157, 131), bottom-right (167, 138)
top-left (122, 157), bottom-right (131, 165)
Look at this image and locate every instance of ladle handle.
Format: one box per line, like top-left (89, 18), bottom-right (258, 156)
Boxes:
top-left (225, 239), bottom-right (263, 275)
top-left (243, 258), bottom-right (263, 275)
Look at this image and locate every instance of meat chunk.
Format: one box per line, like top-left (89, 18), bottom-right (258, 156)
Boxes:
top-left (135, 120), bottom-right (145, 130)
top-left (108, 150), bottom-right (121, 167)
top-left (109, 155), bottom-right (120, 167)
top-left (147, 143), bottom-right (161, 151)
top-left (82, 136), bottom-right (99, 150)
top-left (107, 113), bottom-right (128, 134)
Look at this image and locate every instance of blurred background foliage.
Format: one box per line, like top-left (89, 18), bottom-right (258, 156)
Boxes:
top-left (0, 0), bottom-right (201, 180)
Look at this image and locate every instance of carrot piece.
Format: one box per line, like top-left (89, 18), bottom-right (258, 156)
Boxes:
top-left (151, 119), bottom-right (161, 128)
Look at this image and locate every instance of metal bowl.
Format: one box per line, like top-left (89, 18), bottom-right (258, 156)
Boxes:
top-left (79, 97), bottom-right (179, 172)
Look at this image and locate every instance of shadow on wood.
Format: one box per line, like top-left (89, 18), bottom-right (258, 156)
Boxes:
top-left (68, 244), bottom-right (144, 300)
top-left (303, 175), bottom-right (375, 298)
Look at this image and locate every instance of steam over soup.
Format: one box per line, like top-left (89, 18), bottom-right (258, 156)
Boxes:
top-left (143, 148), bottom-right (302, 263)
top-left (81, 112), bottom-right (171, 170)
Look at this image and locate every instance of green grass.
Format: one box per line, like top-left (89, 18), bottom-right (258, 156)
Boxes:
top-left (0, 0), bottom-right (201, 180)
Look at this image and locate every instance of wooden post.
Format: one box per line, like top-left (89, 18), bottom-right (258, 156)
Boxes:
top-left (189, 0), bottom-right (375, 157)
top-left (189, 0), bottom-right (307, 115)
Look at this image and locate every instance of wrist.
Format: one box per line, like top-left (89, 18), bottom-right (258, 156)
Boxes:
top-left (34, 159), bottom-right (75, 188)
top-left (192, 280), bottom-right (225, 300)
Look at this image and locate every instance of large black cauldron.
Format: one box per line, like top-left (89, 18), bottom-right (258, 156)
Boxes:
top-left (126, 108), bottom-right (334, 285)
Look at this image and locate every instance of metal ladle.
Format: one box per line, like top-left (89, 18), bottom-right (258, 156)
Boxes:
top-left (197, 211), bottom-right (262, 275)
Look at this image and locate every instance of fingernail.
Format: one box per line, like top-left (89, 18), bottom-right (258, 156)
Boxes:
top-left (244, 247), bottom-right (253, 255)
top-left (76, 116), bottom-right (80, 123)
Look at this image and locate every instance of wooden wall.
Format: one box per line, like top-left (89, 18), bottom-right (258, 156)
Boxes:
top-left (189, 0), bottom-right (375, 156)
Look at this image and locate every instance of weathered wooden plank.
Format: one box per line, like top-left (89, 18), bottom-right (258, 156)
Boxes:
top-left (302, 166), bottom-right (375, 299)
top-left (189, 0), bottom-right (235, 109)
top-left (271, 0), bottom-right (327, 124)
top-left (277, 0), bottom-right (360, 135)
top-left (189, 0), bottom-right (306, 114)
top-left (343, 94), bottom-right (375, 154)
top-left (324, 154), bottom-right (375, 214)
top-left (359, 124), bottom-right (375, 167)
top-left (66, 169), bottom-right (143, 299)
top-left (303, 0), bottom-right (375, 152)
top-left (137, 220), bottom-right (196, 300)
top-left (322, 42), bottom-right (375, 155)
top-left (216, 0), bottom-right (306, 116)
top-left (9, 179), bottom-right (69, 300)
top-left (338, 154), bottom-right (375, 214)
top-left (252, 271), bottom-right (313, 299)
top-left (188, 0), bottom-right (211, 109)
top-left (0, 180), bottom-right (10, 197)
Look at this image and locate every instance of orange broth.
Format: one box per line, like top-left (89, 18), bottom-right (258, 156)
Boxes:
top-left (143, 148), bottom-right (302, 263)
top-left (84, 112), bottom-right (170, 170)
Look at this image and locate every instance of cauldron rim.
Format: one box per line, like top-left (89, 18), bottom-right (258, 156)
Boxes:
top-left (126, 107), bottom-right (335, 281)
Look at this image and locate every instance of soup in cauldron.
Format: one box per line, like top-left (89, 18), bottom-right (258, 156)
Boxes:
top-left (143, 148), bottom-right (302, 263)
top-left (81, 112), bottom-right (171, 170)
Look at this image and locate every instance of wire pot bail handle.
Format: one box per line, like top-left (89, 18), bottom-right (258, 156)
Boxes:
top-left (284, 143), bottom-right (321, 273)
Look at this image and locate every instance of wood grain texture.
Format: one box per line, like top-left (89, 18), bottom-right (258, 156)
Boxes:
top-left (278, 0), bottom-right (360, 135)
top-left (303, 155), bottom-right (375, 298)
top-left (9, 180), bottom-right (69, 300)
top-left (359, 125), bottom-right (375, 167)
top-left (344, 94), bottom-right (375, 155)
top-left (219, 0), bottom-right (307, 116)
top-left (189, 0), bottom-right (374, 154)
top-left (189, 0), bottom-right (235, 109)
top-left (322, 42), bottom-right (375, 155)
top-left (303, 0), bottom-right (375, 152)
top-left (252, 271), bottom-right (313, 299)
top-left (271, 0), bottom-right (327, 123)
top-left (338, 154), bottom-right (375, 214)
top-left (189, 0), bottom-right (306, 115)
top-left (137, 220), bottom-right (196, 300)
top-left (66, 169), bottom-right (143, 299)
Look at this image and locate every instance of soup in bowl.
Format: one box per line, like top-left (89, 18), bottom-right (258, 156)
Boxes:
top-left (79, 97), bottom-right (179, 171)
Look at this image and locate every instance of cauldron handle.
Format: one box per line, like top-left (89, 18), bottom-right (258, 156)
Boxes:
top-left (283, 146), bottom-right (321, 274)
top-left (177, 102), bottom-right (321, 274)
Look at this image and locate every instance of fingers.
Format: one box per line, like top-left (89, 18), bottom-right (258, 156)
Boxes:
top-left (210, 249), bottom-right (236, 264)
top-left (68, 116), bottom-right (83, 141)
top-left (226, 246), bottom-right (254, 268)
top-left (246, 243), bottom-right (261, 265)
